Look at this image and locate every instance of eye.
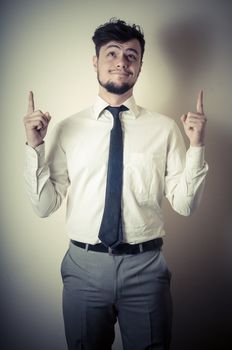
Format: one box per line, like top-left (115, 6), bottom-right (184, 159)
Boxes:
top-left (127, 54), bottom-right (137, 61)
top-left (107, 51), bottom-right (117, 58)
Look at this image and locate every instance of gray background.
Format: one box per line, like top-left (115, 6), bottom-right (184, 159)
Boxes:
top-left (0, 0), bottom-right (232, 349)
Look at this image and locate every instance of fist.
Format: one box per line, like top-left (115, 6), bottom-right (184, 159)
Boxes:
top-left (180, 90), bottom-right (207, 147)
top-left (23, 91), bottom-right (51, 148)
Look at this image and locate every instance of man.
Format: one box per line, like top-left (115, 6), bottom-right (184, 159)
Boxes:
top-left (23, 19), bottom-right (208, 350)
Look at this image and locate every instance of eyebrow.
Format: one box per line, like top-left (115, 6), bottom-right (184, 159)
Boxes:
top-left (104, 44), bottom-right (139, 55)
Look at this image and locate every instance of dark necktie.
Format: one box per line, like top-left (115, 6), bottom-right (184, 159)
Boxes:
top-left (98, 105), bottom-right (128, 248)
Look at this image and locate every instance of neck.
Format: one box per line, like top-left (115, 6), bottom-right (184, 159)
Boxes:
top-left (98, 86), bottom-right (133, 106)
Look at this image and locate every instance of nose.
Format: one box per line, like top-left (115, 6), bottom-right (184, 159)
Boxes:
top-left (116, 54), bottom-right (128, 69)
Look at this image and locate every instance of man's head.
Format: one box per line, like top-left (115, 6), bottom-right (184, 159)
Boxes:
top-left (92, 18), bottom-right (145, 96)
top-left (92, 18), bottom-right (145, 61)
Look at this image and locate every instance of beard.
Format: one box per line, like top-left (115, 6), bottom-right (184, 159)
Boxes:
top-left (97, 74), bottom-right (135, 95)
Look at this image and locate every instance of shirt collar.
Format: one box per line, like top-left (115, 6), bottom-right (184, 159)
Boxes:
top-left (92, 95), bottom-right (139, 120)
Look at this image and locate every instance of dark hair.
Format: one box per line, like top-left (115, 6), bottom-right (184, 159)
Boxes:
top-left (92, 18), bottom-right (145, 60)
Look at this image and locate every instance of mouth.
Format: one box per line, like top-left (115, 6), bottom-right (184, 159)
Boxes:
top-left (109, 70), bottom-right (131, 77)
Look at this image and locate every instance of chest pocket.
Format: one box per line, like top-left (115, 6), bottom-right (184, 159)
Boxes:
top-left (123, 152), bottom-right (165, 204)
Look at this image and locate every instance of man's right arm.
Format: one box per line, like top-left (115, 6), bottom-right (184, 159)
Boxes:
top-left (23, 91), bottom-right (69, 217)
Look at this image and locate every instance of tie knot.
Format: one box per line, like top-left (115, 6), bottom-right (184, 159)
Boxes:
top-left (106, 105), bottom-right (128, 118)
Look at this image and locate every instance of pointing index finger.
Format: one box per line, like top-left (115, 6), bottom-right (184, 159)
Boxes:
top-left (27, 91), bottom-right (35, 114)
top-left (197, 89), bottom-right (204, 115)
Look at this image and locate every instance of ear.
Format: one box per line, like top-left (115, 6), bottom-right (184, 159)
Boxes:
top-left (93, 55), bottom-right (98, 72)
top-left (137, 60), bottom-right (143, 77)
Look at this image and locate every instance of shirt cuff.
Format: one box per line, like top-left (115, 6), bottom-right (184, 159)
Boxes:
top-left (25, 142), bottom-right (45, 168)
top-left (186, 146), bottom-right (205, 170)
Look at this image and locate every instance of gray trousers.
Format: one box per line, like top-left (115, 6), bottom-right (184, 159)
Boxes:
top-left (61, 241), bottom-right (172, 350)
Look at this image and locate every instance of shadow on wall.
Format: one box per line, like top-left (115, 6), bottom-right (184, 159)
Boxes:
top-left (157, 16), bottom-right (232, 350)
top-left (164, 127), bottom-right (232, 350)
top-left (158, 16), bottom-right (212, 81)
top-left (157, 15), bottom-right (214, 115)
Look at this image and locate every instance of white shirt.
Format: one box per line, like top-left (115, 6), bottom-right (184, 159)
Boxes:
top-left (24, 95), bottom-right (208, 244)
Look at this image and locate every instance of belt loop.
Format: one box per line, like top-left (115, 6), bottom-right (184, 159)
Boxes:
top-left (139, 243), bottom-right (143, 253)
top-left (85, 243), bottom-right (89, 251)
top-left (108, 247), bottom-right (113, 256)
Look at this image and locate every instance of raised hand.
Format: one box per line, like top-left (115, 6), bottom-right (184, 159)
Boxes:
top-left (23, 91), bottom-right (51, 148)
top-left (180, 90), bottom-right (207, 147)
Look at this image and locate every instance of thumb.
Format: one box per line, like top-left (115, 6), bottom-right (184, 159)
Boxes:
top-left (180, 114), bottom-right (187, 124)
top-left (45, 112), bottom-right (51, 120)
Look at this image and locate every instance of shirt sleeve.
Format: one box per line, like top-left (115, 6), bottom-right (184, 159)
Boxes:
top-left (23, 125), bottom-right (70, 217)
top-left (164, 121), bottom-right (209, 216)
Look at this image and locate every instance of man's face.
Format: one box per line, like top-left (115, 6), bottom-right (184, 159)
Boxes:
top-left (93, 39), bottom-right (142, 95)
